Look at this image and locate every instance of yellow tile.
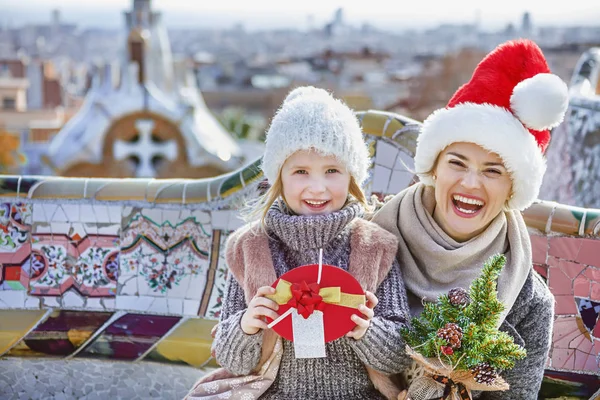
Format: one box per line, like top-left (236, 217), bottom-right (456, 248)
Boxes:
top-left (0, 310), bottom-right (47, 355)
top-left (154, 318), bottom-right (217, 367)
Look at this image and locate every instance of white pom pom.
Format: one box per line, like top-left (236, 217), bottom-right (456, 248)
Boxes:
top-left (510, 73), bottom-right (569, 130)
top-left (284, 85), bottom-right (329, 104)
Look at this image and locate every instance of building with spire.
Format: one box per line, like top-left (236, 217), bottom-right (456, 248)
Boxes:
top-left (41, 0), bottom-right (257, 179)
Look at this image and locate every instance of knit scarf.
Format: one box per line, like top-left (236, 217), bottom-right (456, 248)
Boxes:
top-left (371, 183), bottom-right (531, 324)
top-left (265, 200), bottom-right (363, 252)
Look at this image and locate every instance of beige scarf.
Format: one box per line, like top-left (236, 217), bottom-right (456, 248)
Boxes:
top-left (372, 183), bottom-right (531, 325)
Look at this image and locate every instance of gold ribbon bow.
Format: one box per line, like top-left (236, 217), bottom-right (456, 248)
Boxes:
top-left (267, 279), bottom-right (365, 310)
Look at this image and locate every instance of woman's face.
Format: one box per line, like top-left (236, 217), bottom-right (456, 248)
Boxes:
top-left (281, 150), bottom-right (350, 216)
top-left (432, 142), bottom-right (512, 242)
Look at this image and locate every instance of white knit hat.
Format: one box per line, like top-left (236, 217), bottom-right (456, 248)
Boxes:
top-left (262, 86), bottom-right (370, 185)
top-left (415, 39), bottom-right (569, 210)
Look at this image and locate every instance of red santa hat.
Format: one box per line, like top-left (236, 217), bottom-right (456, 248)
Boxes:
top-left (415, 39), bottom-right (569, 210)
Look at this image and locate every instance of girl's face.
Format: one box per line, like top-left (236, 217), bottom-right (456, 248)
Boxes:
top-left (432, 142), bottom-right (512, 242)
top-left (281, 150), bottom-right (350, 216)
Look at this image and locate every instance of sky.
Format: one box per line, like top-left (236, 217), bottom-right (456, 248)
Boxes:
top-left (1, 0), bottom-right (599, 31)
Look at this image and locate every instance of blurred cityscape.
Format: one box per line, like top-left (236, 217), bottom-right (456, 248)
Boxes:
top-left (0, 0), bottom-right (598, 178)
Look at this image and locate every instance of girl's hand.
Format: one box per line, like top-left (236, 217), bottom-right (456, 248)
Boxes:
top-left (240, 286), bottom-right (280, 335)
top-left (346, 290), bottom-right (378, 340)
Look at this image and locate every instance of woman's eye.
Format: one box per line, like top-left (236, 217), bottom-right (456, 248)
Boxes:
top-left (326, 168), bottom-right (339, 174)
top-left (485, 169), bottom-right (502, 176)
top-left (449, 160), bottom-right (466, 168)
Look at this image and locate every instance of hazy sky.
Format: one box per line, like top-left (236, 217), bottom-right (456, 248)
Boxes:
top-left (2, 0), bottom-right (599, 31)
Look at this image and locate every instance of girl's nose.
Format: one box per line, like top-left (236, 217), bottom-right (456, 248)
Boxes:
top-left (308, 177), bottom-right (327, 193)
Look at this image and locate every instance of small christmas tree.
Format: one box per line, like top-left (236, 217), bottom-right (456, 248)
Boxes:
top-left (401, 254), bottom-right (526, 391)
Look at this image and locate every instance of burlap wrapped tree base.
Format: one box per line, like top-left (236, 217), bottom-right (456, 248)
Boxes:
top-left (405, 346), bottom-right (508, 400)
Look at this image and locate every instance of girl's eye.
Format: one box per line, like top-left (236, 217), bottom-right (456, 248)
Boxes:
top-left (326, 168), bottom-right (339, 174)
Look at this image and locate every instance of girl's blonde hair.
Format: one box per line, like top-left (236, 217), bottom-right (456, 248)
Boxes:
top-left (241, 172), bottom-right (369, 228)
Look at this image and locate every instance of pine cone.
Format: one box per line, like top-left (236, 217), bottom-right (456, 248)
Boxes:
top-left (437, 323), bottom-right (463, 348)
top-left (448, 287), bottom-right (471, 306)
top-left (470, 362), bottom-right (497, 385)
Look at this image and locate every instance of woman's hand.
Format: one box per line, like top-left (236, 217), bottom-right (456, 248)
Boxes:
top-left (240, 286), bottom-right (280, 335)
top-left (346, 290), bottom-right (378, 340)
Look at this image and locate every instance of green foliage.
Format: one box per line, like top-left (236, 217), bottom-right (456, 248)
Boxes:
top-left (217, 107), bottom-right (266, 141)
top-left (401, 254), bottom-right (527, 372)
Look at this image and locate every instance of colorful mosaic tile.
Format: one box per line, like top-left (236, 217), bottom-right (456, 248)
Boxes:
top-left (0, 203), bottom-right (32, 291)
top-left (78, 313), bottom-right (180, 360)
top-left (0, 309), bottom-right (48, 355)
top-left (7, 310), bottom-right (112, 357)
top-left (118, 208), bottom-right (212, 314)
top-left (27, 234), bottom-right (119, 297)
top-left (146, 318), bottom-right (217, 367)
top-left (199, 230), bottom-right (229, 319)
top-left (27, 203), bottom-right (121, 300)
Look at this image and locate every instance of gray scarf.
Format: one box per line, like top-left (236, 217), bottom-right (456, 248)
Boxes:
top-left (265, 200), bottom-right (363, 252)
top-left (372, 183), bottom-right (531, 324)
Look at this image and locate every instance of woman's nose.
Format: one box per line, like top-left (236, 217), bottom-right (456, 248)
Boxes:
top-left (461, 169), bottom-right (482, 189)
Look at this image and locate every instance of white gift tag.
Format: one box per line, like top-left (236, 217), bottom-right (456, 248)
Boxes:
top-left (292, 309), bottom-right (326, 358)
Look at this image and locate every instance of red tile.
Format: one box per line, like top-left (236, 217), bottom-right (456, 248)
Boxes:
top-left (573, 276), bottom-right (591, 297)
top-left (534, 264), bottom-right (548, 279)
top-left (530, 235), bottom-right (548, 265)
top-left (569, 334), bottom-right (586, 350)
top-left (591, 283), bottom-right (600, 302)
top-left (594, 320), bottom-right (600, 338)
top-left (574, 349), bottom-right (592, 370)
top-left (549, 267), bottom-right (573, 295)
top-left (577, 239), bottom-right (600, 267)
top-left (547, 256), bottom-right (560, 268)
top-left (553, 317), bottom-right (582, 346)
top-left (554, 295), bottom-right (578, 316)
top-left (571, 334), bottom-right (594, 353)
top-left (583, 351), bottom-right (599, 372)
top-left (552, 348), bottom-right (575, 369)
top-left (560, 260), bottom-right (588, 279)
top-left (549, 237), bottom-right (582, 261)
top-left (584, 267), bottom-right (600, 283)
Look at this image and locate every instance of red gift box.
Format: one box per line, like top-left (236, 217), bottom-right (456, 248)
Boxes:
top-left (265, 263), bottom-right (366, 343)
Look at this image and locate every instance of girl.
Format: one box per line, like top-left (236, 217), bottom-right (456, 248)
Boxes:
top-left (207, 86), bottom-right (410, 399)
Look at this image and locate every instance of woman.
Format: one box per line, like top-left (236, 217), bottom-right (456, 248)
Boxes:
top-left (372, 39), bottom-right (569, 399)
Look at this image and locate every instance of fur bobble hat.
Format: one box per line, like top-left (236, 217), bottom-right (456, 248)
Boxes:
top-left (261, 86), bottom-right (370, 185)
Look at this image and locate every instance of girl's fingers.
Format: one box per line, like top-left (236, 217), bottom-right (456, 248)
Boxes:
top-left (252, 306), bottom-right (280, 321)
top-left (255, 286), bottom-right (276, 297)
top-left (346, 325), bottom-right (366, 340)
top-left (351, 314), bottom-right (370, 329)
top-left (358, 304), bottom-right (374, 320)
top-left (247, 318), bottom-right (269, 331)
top-left (365, 291), bottom-right (378, 309)
top-left (250, 296), bottom-right (279, 311)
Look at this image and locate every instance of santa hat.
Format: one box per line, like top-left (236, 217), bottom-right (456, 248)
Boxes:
top-left (262, 86), bottom-right (369, 186)
top-left (415, 39), bottom-right (569, 210)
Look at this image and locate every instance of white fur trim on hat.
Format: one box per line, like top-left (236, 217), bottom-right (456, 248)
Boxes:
top-left (262, 86), bottom-right (370, 186)
top-left (510, 73), bottom-right (569, 131)
top-left (415, 103), bottom-right (546, 211)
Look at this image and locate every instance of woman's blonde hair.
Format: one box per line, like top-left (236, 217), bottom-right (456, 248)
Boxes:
top-left (241, 172), bottom-right (369, 228)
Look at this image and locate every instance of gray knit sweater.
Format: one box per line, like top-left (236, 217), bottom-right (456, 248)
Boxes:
top-left (213, 202), bottom-right (411, 399)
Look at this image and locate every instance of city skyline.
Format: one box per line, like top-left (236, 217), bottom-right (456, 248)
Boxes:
top-left (2, 0), bottom-right (600, 31)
